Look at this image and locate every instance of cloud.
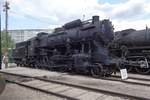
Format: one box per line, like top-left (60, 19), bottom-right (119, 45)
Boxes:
top-left (111, 1), bottom-right (146, 19)
top-left (5, 0), bottom-right (150, 31)
top-left (113, 19), bottom-right (150, 31)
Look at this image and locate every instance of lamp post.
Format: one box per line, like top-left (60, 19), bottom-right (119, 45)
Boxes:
top-left (3, 1), bottom-right (9, 68)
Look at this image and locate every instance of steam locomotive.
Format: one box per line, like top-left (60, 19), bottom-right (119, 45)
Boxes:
top-left (12, 16), bottom-right (119, 77)
top-left (12, 15), bottom-right (150, 76)
top-left (111, 28), bottom-right (150, 74)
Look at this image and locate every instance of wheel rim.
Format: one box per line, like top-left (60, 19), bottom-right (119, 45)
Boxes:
top-left (135, 67), bottom-right (150, 74)
top-left (91, 64), bottom-right (103, 77)
top-left (91, 67), bottom-right (100, 77)
top-left (135, 58), bottom-right (150, 74)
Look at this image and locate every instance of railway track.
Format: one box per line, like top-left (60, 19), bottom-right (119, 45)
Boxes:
top-left (66, 73), bottom-right (150, 87)
top-left (113, 74), bottom-right (150, 82)
top-left (66, 72), bottom-right (150, 87)
top-left (1, 70), bottom-right (150, 100)
top-left (102, 76), bottom-right (150, 87)
top-left (1, 72), bottom-right (123, 100)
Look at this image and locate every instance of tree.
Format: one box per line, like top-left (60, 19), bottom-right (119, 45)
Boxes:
top-left (1, 31), bottom-right (15, 54)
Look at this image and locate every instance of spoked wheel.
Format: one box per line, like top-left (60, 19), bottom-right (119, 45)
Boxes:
top-left (135, 58), bottom-right (150, 74)
top-left (90, 64), bottom-right (104, 78)
top-left (35, 60), bottom-right (40, 69)
top-left (135, 67), bottom-right (150, 74)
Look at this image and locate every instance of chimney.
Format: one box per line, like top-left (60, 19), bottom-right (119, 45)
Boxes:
top-left (92, 16), bottom-right (99, 23)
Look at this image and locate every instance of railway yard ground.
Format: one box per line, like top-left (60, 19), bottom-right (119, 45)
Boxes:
top-left (0, 66), bottom-right (150, 100)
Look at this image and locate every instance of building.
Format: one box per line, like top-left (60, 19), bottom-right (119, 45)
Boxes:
top-left (8, 29), bottom-right (53, 43)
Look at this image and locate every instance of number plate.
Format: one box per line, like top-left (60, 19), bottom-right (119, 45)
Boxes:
top-left (120, 68), bottom-right (128, 80)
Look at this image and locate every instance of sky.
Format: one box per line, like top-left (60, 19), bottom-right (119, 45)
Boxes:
top-left (1, 0), bottom-right (150, 31)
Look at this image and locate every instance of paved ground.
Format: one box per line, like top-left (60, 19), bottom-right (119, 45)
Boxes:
top-left (1, 67), bottom-right (149, 100)
top-left (0, 83), bottom-right (62, 100)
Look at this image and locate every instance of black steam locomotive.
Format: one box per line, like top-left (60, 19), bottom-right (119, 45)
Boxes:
top-left (12, 16), bottom-right (118, 77)
top-left (12, 15), bottom-right (150, 76)
top-left (110, 28), bottom-right (150, 74)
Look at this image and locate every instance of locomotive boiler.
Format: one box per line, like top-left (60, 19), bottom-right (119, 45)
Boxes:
top-left (112, 28), bottom-right (150, 74)
top-left (115, 28), bottom-right (150, 47)
top-left (13, 16), bottom-right (118, 77)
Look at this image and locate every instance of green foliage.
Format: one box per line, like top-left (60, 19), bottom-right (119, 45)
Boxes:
top-left (1, 31), bottom-right (15, 54)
